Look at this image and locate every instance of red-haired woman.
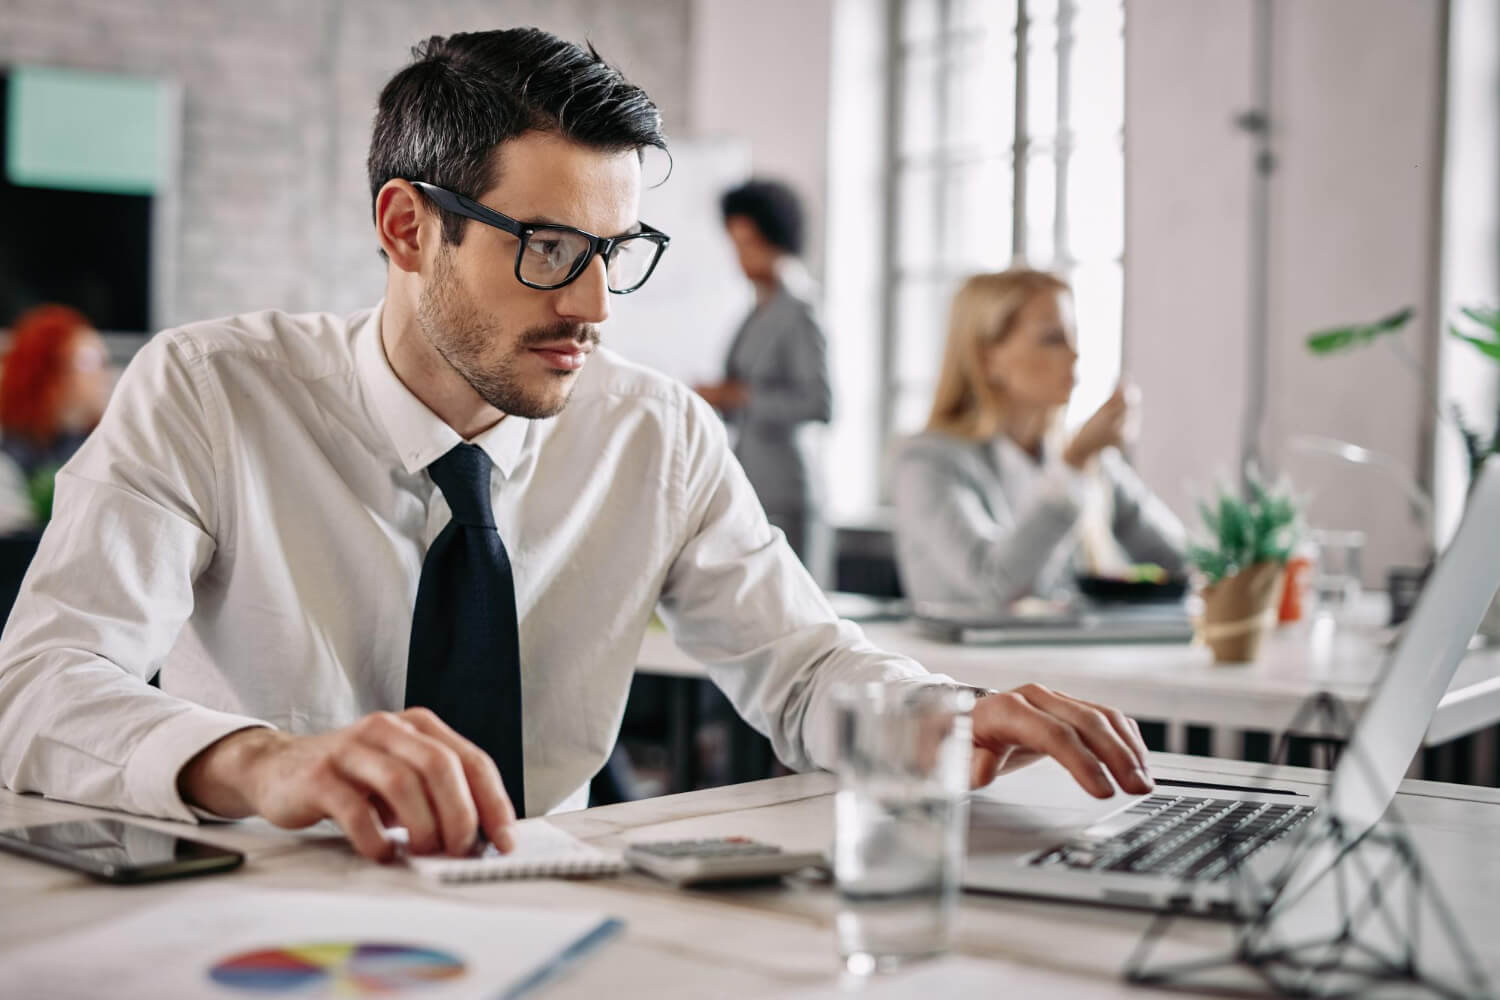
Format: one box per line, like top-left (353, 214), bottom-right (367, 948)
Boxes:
top-left (0, 305), bottom-right (111, 515)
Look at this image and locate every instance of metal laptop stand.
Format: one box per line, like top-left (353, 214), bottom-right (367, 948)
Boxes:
top-left (1123, 692), bottom-right (1491, 999)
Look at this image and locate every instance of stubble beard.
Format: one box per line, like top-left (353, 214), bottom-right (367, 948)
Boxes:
top-left (416, 247), bottom-right (600, 420)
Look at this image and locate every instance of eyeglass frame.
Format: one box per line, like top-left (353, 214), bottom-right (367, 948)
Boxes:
top-left (409, 180), bottom-right (670, 294)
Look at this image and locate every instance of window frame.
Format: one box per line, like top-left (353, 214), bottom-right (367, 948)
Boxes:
top-left (874, 0), bottom-right (1126, 453)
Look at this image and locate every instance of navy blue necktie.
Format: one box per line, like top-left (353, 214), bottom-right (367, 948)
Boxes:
top-left (405, 443), bottom-right (525, 817)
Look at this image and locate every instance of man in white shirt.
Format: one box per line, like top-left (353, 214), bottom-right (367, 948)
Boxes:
top-left (0, 28), bottom-right (1153, 862)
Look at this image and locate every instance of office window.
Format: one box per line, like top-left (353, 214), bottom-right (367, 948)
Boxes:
top-left (883, 0), bottom-right (1125, 443)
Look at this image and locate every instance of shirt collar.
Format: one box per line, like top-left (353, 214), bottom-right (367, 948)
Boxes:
top-left (354, 301), bottom-right (531, 480)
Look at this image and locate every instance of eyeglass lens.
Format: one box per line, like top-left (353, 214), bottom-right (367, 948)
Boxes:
top-left (519, 228), bottom-right (658, 291)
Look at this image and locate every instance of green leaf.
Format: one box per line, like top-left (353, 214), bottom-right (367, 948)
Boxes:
top-left (1190, 474), bottom-right (1301, 584)
top-left (1196, 499), bottom-right (1220, 537)
top-left (1459, 304), bottom-right (1500, 334)
top-left (1450, 325), bottom-right (1500, 363)
top-left (1305, 306), bottom-right (1415, 355)
top-left (1452, 403), bottom-right (1486, 473)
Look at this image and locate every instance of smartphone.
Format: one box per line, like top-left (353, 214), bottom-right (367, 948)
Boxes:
top-left (0, 818), bottom-right (244, 884)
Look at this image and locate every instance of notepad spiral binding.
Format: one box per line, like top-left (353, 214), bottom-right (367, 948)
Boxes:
top-left (407, 820), bottom-right (627, 882)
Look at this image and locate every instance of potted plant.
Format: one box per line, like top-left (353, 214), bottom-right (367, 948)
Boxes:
top-left (1188, 476), bottom-right (1302, 663)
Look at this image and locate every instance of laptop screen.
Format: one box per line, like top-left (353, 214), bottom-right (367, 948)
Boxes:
top-left (1323, 460), bottom-right (1500, 833)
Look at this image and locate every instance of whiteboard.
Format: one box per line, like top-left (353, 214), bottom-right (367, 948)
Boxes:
top-left (605, 138), bottom-right (753, 386)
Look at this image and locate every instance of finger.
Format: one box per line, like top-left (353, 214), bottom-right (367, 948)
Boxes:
top-left (333, 742), bottom-right (442, 854)
top-left (1027, 689), bottom-right (1149, 792)
top-left (401, 708), bottom-right (517, 852)
top-left (974, 692), bottom-right (1114, 798)
top-left (1089, 700), bottom-right (1149, 771)
top-left (322, 781), bottom-right (392, 861)
top-left (360, 721), bottom-right (480, 856)
top-left (1092, 703), bottom-right (1150, 770)
top-left (1023, 688), bottom-right (1153, 794)
top-left (969, 746), bottom-right (1001, 789)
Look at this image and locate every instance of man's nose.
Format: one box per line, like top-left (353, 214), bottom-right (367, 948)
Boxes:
top-left (554, 256), bottom-right (610, 325)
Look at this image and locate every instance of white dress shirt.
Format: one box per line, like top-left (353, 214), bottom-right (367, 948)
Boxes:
top-left (0, 304), bottom-right (942, 822)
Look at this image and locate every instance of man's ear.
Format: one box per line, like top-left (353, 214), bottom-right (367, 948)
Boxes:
top-left (375, 179), bottom-right (432, 273)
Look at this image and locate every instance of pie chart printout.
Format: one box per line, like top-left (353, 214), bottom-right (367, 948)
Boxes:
top-left (208, 941), bottom-right (467, 995)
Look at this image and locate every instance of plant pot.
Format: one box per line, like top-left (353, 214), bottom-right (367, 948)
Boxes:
top-left (1198, 561), bottom-right (1287, 663)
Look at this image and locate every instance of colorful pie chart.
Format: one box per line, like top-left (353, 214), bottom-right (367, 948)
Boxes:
top-left (209, 941), bottom-right (466, 995)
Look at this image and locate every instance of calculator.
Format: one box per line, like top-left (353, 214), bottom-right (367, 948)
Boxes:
top-left (623, 837), bottom-right (827, 886)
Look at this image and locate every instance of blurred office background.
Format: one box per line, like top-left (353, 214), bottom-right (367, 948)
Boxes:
top-left (0, 1), bottom-right (1497, 787)
top-left (3, 0), bottom-right (1495, 582)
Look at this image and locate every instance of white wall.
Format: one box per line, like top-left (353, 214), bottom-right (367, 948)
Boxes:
top-left (688, 0), bottom-right (835, 278)
top-left (606, 138), bottom-right (752, 387)
top-left (1126, 0), bottom-right (1448, 585)
top-left (1124, 0), bottom-right (1256, 526)
top-left (1263, 0), bottom-right (1446, 583)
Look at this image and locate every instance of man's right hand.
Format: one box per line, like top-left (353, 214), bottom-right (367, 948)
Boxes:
top-left (178, 708), bottom-right (516, 862)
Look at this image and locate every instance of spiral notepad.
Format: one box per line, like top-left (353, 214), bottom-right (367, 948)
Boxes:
top-left (408, 820), bottom-right (624, 882)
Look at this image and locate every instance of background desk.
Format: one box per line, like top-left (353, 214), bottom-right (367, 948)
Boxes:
top-left (2, 755), bottom-right (1498, 997)
top-left (636, 618), bottom-right (1500, 782)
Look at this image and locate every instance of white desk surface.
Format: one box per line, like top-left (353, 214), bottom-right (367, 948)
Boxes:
top-left (3, 756), bottom-right (1498, 998)
top-left (637, 618), bottom-right (1500, 746)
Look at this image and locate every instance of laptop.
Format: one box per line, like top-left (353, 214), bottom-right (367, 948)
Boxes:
top-left (915, 600), bottom-right (1195, 646)
top-left (962, 460), bottom-right (1500, 917)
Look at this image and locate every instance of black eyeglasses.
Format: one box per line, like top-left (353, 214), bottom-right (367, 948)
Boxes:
top-left (411, 181), bottom-right (670, 294)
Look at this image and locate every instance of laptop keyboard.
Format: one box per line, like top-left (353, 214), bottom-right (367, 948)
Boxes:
top-left (1030, 794), bottom-right (1316, 881)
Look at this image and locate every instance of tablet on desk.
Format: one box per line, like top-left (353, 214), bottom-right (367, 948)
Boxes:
top-left (0, 818), bottom-right (244, 883)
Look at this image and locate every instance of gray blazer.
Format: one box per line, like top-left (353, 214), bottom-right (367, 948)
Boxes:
top-left (725, 285), bottom-right (832, 516)
top-left (890, 431), bottom-right (1187, 606)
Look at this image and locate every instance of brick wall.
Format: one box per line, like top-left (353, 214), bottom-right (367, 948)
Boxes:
top-left (0, 0), bottom-right (693, 327)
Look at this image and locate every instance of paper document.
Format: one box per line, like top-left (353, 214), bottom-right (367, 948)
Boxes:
top-left (761, 954), bottom-right (1139, 998)
top-left (0, 885), bottom-right (620, 999)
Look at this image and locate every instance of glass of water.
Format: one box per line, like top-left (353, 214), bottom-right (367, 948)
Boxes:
top-left (832, 683), bottom-right (974, 975)
top-left (1308, 528), bottom-right (1366, 621)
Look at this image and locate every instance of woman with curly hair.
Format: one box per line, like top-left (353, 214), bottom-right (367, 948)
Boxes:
top-left (696, 179), bottom-right (832, 580)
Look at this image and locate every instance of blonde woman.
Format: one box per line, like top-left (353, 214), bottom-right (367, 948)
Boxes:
top-left (891, 269), bottom-right (1186, 607)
